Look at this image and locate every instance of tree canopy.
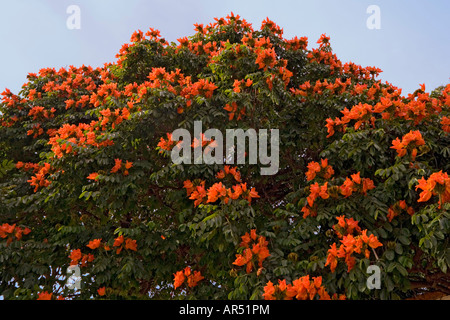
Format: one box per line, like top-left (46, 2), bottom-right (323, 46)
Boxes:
top-left (0, 13), bottom-right (449, 300)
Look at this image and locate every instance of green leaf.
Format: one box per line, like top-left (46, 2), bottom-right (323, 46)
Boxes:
top-left (385, 250), bottom-right (395, 261)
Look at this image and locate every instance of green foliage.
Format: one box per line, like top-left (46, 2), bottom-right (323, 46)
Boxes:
top-left (0, 14), bottom-right (449, 300)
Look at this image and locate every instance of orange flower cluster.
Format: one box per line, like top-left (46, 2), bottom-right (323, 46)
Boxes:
top-left (415, 171), bottom-right (450, 209)
top-left (261, 17), bottom-right (284, 38)
top-left (158, 130), bottom-right (217, 154)
top-left (0, 223), bottom-right (31, 245)
top-left (98, 106), bottom-right (130, 129)
top-left (188, 40), bottom-right (218, 57)
top-left (284, 36), bottom-right (308, 51)
top-left (255, 47), bottom-right (277, 71)
top-left (305, 158), bottom-right (334, 181)
top-left (49, 122), bottom-right (114, 158)
top-left (40, 65), bottom-right (108, 100)
top-left (184, 168), bottom-right (259, 207)
top-left (325, 84), bottom-right (450, 138)
top-left (27, 123), bottom-right (44, 138)
top-left (224, 101), bottom-right (246, 121)
top-left (28, 106), bottom-right (55, 121)
top-left (391, 130), bottom-right (425, 161)
top-left (157, 133), bottom-right (178, 152)
top-left (110, 158), bottom-right (133, 176)
top-left (301, 170), bottom-right (374, 218)
top-left (1, 87), bottom-right (25, 109)
top-left (232, 78), bottom-right (253, 93)
top-left (307, 48), bottom-right (343, 74)
top-left (325, 216), bottom-right (383, 273)
top-left (301, 181), bottom-right (330, 218)
top-left (113, 235), bottom-right (138, 254)
top-left (191, 133), bottom-right (217, 150)
top-left (173, 267), bottom-right (204, 290)
top-left (339, 172), bottom-right (375, 197)
top-left (124, 67), bottom-right (218, 111)
top-left (317, 33), bottom-right (331, 48)
top-left (187, 78), bottom-right (218, 100)
top-left (27, 162), bottom-right (53, 192)
top-left (332, 215), bottom-right (361, 238)
top-left (183, 179), bottom-right (206, 206)
top-left (387, 200), bottom-right (415, 222)
top-left (442, 116), bottom-right (450, 133)
top-left (215, 165), bottom-right (242, 182)
top-left (37, 291), bottom-right (65, 300)
top-left (292, 78), bottom-right (352, 98)
top-left (232, 230), bottom-right (270, 274)
top-left (5, 64), bottom-right (109, 119)
top-left (69, 249), bottom-right (94, 267)
top-left (325, 103), bottom-right (376, 137)
top-left (15, 161), bottom-right (40, 173)
top-left (90, 82), bottom-right (121, 108)
top-left (263, 276), bottom-right (346, 300)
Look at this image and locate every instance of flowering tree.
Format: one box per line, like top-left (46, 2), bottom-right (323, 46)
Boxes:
top-left (0, 13), bottom-right (449, 300)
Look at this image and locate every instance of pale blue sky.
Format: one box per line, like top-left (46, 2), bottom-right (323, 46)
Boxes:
top-left (1, 0), bottom-right (449, 95)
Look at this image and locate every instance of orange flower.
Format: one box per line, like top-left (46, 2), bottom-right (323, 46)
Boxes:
top-left (0, 223), bottom-right (15, 238)
top-left (442, 116), bottom-right (450, 133)
top-left (189, 183), bottom-right (207, 207)
top-left (415, 171), bottom-right (450, 208)
top-left (206, 182), bottom-right (227, 203)
top-left (333, 215), bottom-right (361, 238)
top-left (250, 229), bottom-right (257, 241)
top-left (97, 287), bottom-right (106, 296)
top-left (124, 161), bottom-right (133, 170)
top-left (239, 231), bottom-right (252, 248)
top-left (183, 180), bottom-right (194, 195)
top-left (87, 172), bottom-right (99, 180)
top-left (319, 182), bottom-right (329, 199)
top-left (339, 178), bottom-right (354, 197)
top-left (280, 275), bottom-right (332, 300)
top-left (157, 133), bottom-right (177, 152)
top-left (111, 159), bottom-right (122, 173)
top-left (362, 178), bottom-right (375, 195)
top-left (187, 271), bottom-right (204, 288)
top-left (326, 218), bottom-right (382, 273)
top-left (234, 230), bottom-right (270, 274)
top-left (351, 172), bottom-right (361, 184)
top-left (37, 291), bottom-right (53, 300)
top-left (113, 235), bottom-right (124, 247)
top-left (228, 184), bottom-right (243, 200)
top-left (391, 130), bottom-right (425, 160)
top-left (367, 233), bottom-right (383, 249)
top-left (305, 161), bottom-right (321, 181)
top-left (233, 248), bottom-right (253, 273)
top-left (125, 238), bottom-right (137, 251)
top-left (173, 267), bottom-right (204, 289)
top-left (247, 187), bottom-right (260, 204)
top-left (86, 238), bottom-right (102, 250)
top-left (263, 281), bottom-right (276, 300)
top-left (69, 249), bottom-right (82, 264)
top-left (173, 270), bottom-right (185, 289)
top-left (325, 243), bottom-right (339, 273)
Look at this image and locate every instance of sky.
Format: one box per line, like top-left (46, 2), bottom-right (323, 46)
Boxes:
top-left (0, 0), bottom-right (449, 95)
